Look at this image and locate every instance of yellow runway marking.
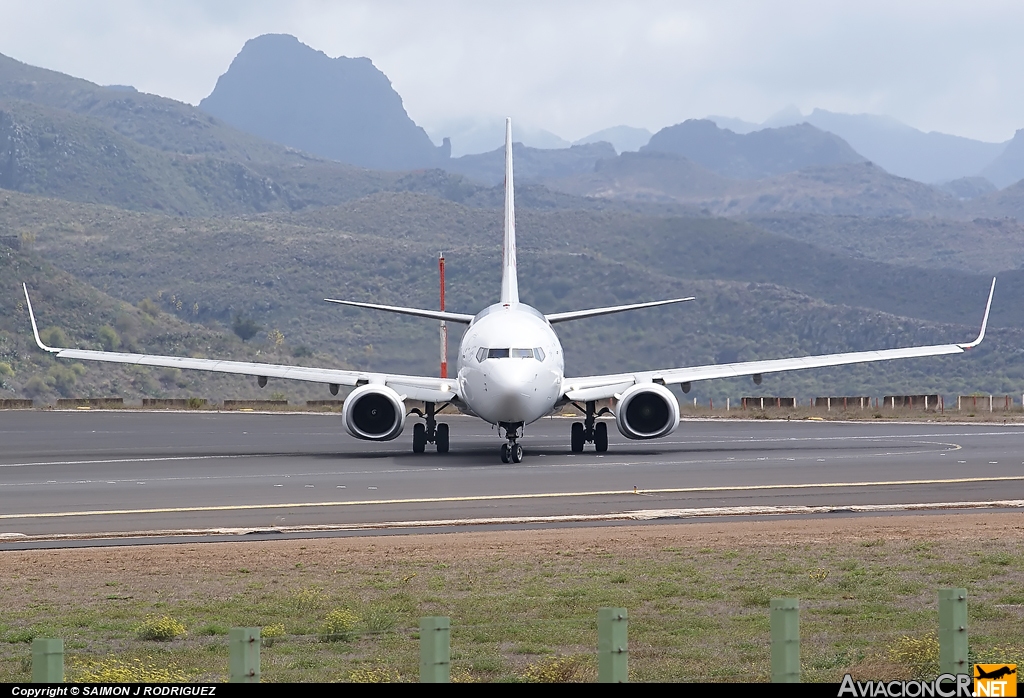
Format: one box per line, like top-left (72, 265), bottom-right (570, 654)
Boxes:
top-left (3, 474), bottom-right (1024, 520)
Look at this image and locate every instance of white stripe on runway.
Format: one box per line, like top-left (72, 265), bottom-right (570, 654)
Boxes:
top-left (3, 499), bottom-right (1023, 542)
top-left (3, 474), bottom-right (1024, 520)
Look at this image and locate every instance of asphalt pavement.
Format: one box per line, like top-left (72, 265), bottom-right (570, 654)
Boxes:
top-left (1, 411), bottom-right (1022, 546)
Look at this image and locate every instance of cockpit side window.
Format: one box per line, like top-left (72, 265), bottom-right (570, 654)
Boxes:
top-left (534, 347), bottom-right (546, 362)
top-left (476, 347), bottom-right (488, 363)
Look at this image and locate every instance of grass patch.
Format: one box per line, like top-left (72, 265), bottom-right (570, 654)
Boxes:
top-left (1, 518), bottom-right (1023, 682)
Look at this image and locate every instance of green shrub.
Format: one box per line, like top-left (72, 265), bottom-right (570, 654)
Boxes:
top-left (522, 655), bottom-right (589, 683)
top-left (887, 635), bottom-right (939, 679)
top-left (97, 325), bottom-right (120, 351)
top-left (232, 315), bottom-right (262, 342)
top-left (74, 657), bottom-right (187, 683)
top-left (262, 623), bottom-right (286, 647)
top-left (348, 666), bottom-right (400, 682)
top-left (137, 299), bottom-right (160, 317)
top-left (0, 362), bottom-right (12, 377)
top-left (47, 365), bottom-right (78, 396)
top-left (41, 327), bottom-right (67, 347)
top-left (320, 609), bottom-right (359, 642)
top-left (136, 615), bottom-right (187, 641)
top-left (291, 585), bottom-right (326, 611)
top-left (22, 376), bottom-right (48, 397)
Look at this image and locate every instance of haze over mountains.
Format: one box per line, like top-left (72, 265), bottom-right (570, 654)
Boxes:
top-left (3, 33), bottom-right (1024, 404)
top-left (707, 108), bottom-right (1014, 186)
top-left (186, 34), bottom-right (1024, 194)
top-left (199, 34), bottom-right (449, 170)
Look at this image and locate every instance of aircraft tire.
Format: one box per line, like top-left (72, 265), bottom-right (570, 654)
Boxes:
top-left (571, 422), bottom-right (585, 452)
top-left (500, 443), bottom-right (511, 463)
top-left (413, 423), bottom-right (427, 453)
top-left (436, 423), bottom-right (450, 453)
top-left (511, 443), bottom-right (523, 463)
top-left (595, 422), bottom-right (608, 452)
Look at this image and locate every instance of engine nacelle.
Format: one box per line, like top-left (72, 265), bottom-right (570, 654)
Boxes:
top-left (341, 384), bottom-right (406, 441)
top-left (614, 383), bottom-right (680, 440)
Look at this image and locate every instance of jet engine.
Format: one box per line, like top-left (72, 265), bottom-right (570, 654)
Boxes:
top-left (341, 384), bottom-right (406, 441)
top-left (614, 383), bottom-right (680, 440)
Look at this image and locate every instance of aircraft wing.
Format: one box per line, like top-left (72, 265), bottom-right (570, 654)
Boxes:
top-left (23, 285), bottom-right (459, 404)
top-left (562, 278), bottom-right (996, 403)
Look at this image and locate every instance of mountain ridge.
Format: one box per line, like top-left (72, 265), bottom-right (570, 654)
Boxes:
top-left (199, 34), bottom-right (448, 170)
top-left (642, 119), bottom-right (866, 179)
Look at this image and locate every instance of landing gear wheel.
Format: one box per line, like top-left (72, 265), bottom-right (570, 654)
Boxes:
top-left (510, 443), bottom-right (523, 463)
top-left (595, 422), bottom-right (608, 452)
top-left (413, 423), bottom-right (426, 453)
top-left (436, 423), bottom-right (449, 453)
top-left (571, 422), bottom-right (585, 453)
top-left (500, 442), bottom-right (511, 463)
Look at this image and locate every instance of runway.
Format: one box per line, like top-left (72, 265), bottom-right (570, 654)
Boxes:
top-left (1, 411), bottom-right (1023, 546)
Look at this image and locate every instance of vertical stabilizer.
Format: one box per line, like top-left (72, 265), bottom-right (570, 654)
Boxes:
top-left (500, 117), bottom-right (519, 303)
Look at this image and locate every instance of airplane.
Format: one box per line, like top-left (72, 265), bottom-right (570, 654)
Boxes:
top-left (24, 118), bottom-right (996, 463)
top-left (975, 665), bottom-right (1016, 681)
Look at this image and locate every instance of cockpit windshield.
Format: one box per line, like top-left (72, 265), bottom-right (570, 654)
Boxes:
top-left (476, 347), bottom-right (546, 362)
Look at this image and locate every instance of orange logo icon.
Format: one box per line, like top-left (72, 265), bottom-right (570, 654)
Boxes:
top-left (974, 664), bottom-right (1017, 697)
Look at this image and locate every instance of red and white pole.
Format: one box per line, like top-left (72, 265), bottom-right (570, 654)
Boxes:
top-left (439, 252), bottom-right (448, 379)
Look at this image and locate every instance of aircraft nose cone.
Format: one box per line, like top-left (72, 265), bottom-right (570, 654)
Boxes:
top-left (484, 362), bottom-right (544, 422)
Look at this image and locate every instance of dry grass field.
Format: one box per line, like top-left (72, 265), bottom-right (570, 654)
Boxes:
top-left (1, 513), bottom-right (1023, 682)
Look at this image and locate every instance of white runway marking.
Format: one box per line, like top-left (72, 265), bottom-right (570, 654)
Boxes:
top-left (3, 474), bottom-right (1024, 520)
top-left (0, 454), bottom-right (264, 468)
top-left (0, 439), bottom-right (966, 488)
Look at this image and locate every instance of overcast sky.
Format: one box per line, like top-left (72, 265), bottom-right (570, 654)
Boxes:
top-left (1, 0), bottom-right (1022, 143)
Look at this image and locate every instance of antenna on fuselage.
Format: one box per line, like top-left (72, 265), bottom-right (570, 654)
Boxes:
top-left (500, 117), bottom-right (519, 304)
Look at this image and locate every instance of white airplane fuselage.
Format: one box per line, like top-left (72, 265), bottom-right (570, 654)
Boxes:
top-left (457, 302), bottom-right (565, 425)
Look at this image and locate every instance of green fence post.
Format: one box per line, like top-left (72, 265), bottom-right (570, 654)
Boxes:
top-left (598, 607), bottom-right (628, 683)
top-left (771, 598), bottom-right (800, 683)
top-left (229, 627), bottom-right (260, 683)
top-left (420, 616), bottom-right (450, 683)
top-left (939, 588), bottom-right (969, 676)
top-left (31, 638), bottom-right (63, 683)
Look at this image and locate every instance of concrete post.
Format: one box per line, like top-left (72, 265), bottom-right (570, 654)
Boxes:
top-left (229, 627), bottom-right (260, 683)
top-left (771, 598), bottom-right (800, 683)
top-left (598, 607), bottom-right (628, 682)
top-left (31, 638), bottom-right (63, 683)
top-left (420, 616), bottom-right (450, 683)
top-left (938, 589), bottom-right (968, 676)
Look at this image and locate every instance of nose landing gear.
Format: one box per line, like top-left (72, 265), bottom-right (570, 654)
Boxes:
top-left (410, 402), bottom-right (450, 454)
top-left (570, 400), bottom-right (611, 453)
top-left (499, 422), bottom-right (524, 463)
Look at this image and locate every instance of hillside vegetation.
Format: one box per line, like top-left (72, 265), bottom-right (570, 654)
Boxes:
top-left (3, 189), bottom-right (1023, 404)
top-left (0, 245), bottom-right (347, 403)
top-left (2, 49), bottom-right (1024, 405)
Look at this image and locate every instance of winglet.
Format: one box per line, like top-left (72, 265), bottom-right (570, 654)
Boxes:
top-left (22, 284), bottom-right (60, 353)
top-left (958, 277), bottom-right (996, 349)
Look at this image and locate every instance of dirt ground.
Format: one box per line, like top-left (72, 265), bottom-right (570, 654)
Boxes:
top-left (2, 512), bottom-right (1023, 682)
top-left (4, 511), bottom-right (1022, 583)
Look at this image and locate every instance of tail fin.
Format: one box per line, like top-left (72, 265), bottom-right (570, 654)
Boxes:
top-left (500, 117), bottom-right (519, 304)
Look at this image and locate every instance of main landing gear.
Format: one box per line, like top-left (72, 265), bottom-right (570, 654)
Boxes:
top-left (410, 402), bottom-right (450, 454)
top-left (499, 422), bottom-right (524, 463)
top-left (570, 400), bottom-right (610, 453)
